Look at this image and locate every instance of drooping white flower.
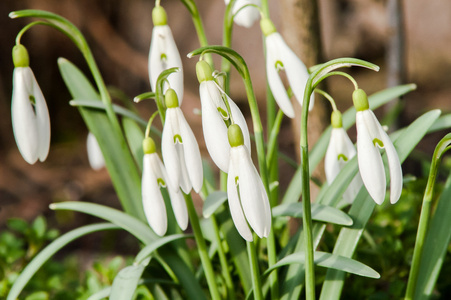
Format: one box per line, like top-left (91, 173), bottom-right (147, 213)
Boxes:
top-left (325, 111), bottom-right (362, 203)
top-left (260, 18), bottom-right (313, 118)
top-left (225, 0), bottom-right (261, 28)
top-left (162, 89), bottom-right (203, 194)
top-left (196, 60), bottom-right (251, 172)
top-left (142, 137), bottom-right (188, 236)
top-left (226, 124), bottom-right (271, 241)
top-left (148, 5), bottom-right (183, 102)
top-left (11, 45), bottom-right (50, 165)
top-left (353, 89), bottom-right (403, 205)
top-left (86, 132), bottom-right (105, 170)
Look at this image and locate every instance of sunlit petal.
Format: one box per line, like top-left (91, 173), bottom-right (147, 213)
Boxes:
top-left (226, 0), bottom-right (261, 28)
top-left (226, 94), bottom-right (252, 153)
top-left (162, 109), bottom-right (181, 190)
top-left (87, 132), bottom-right (105, 170)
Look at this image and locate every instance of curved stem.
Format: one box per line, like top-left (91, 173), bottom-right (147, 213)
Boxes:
top-left (405, 133), bottom-right (451, 299)
top-left (313, 71), bottom-right (359, 90)
top-left (184, 193), bottom-right (221, 300)
top-left (314, 88), bottom-right (338, 111)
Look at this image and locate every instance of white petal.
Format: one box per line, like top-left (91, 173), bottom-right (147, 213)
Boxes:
top-left (231, 0), bottom-right (261, 28)
top-left (325, 128), bottom-right (342, 184)
top-left (233, 146), bottom-right (271, 238)
top-left (162, 109), bottom-right (181, 190)
top-left (265, 35), bottom-right (295, 118)
top-left (177, 108), bottom-right (203, 193)
top-left (356, 111), bottom-right (386, 204)
top-left (142, 154), bottom-right (167, 236)
top-left (227, 153), bottom-right (253, 241)
top-left (87, 132), bottom-right (105, 170)
top-left (200, 81), bottom-right (231, 172)
top-left (375, 120), bottom-right (403, 204)
top-left (148, 25), bottom-right (184, 102)
top-left (226, 94), bottom-right (252, 153)
top-left (166, 183), bottom-right (189, 230)
top-left (12, 68), bottom-right (40, 164)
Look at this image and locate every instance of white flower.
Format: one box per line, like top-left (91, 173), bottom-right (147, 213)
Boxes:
top-left (227, 124), bottom-right (271, 241)
top-left (86, 132), bottom-right (105, 170)
top-left (261, 19), bottom-right (313, 118)
top-left (225, 0), bottom-right (261, 28)
top-left (12, 66), bottom-right (50, 165)
top-left (325, 127), bottom-right (362, 203)
top-left (353, 89), bottom-right (403, 204)
top-left (197, 67), bottom-right (251, 172)
top-left (142, 149), bottom-right (188, 236)
top-left (148, 6), bottom-right (183, 101)
top-left (162, 89), bottom-right (203, 194)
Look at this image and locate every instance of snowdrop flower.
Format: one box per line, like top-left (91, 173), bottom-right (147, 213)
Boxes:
top-left (86, 132), bottom-right (105, 170)
top-left (196, 60), bottom-right (251, 172)
top-left (11, 44), bottom-right (50, 164)
top-left (325, 111), bottom-right (362, 203)
top-left (225, 0), bottom-right (261, 28)
top-left (148, 5), bottom-right (183, 102)
top-left (142, 137), bottom-right (188, 236)
top-left (353, 89), bottom-right (402, 204)
top-left (227, 124), bottom-right (271, 241)
top-left (260, 18), bottom-right (313, 118)
top-left (162, 89), bottom-right (203, 194)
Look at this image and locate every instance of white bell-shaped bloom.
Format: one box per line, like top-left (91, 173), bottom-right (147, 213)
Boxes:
top-left (227, 124), bottom-right (271, 241)
top-left (325, 111), bottom-right (363, 203)
top-left (11, 45), bottom-right (50, 165)
top-left (225, 0), bottom-right (261, 28)
top-left (142, 138), bottom-right (188, 236)
top-left (353, 89), bottom-right (403, 205)
top-left (86, 132), bottom-right (105, 170)
top-left (261, 18), bottom-right (313, 118)
top-left (197, 60), bottom-right (251, 172)
top-left (162, 89), bottom-right (203, 194)
top-left (148, 6), bottom-right (183, 101)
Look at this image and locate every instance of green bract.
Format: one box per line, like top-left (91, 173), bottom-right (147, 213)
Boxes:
top-left (353, 89), bottom-right (369, 111)
top-left (331, 110), bottom-right (343, 128)
top-left (12, 44), bottom-right (29, 67)
top-left (260, 18), bottom-right (277, 37)
top-left (196, 60), bottom-right (213, 83)
top-left (152, 6), bottom-right (167, 26)
top-left (164, 88), bottom-right (179, 108)
top-left (142, 137), bottom-right (156, 154)
top-left (228, 124), bottom-right (244, 148)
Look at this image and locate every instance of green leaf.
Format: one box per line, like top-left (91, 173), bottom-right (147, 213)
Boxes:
top-left (414, 169), bottom-right (451, 299)
top-left (122, 118), bottom-right (145, 171)
top-left (135, 234), bottom-right (193, 264)
top-left (7, 218), bottom-right (29, 233)
top-left (202, 191), bottom-right (228, 218)
top-left (32, 216), bottom-right (46, 240)
top-left (24, 291), bottom-right (49, 300)
top-left (58, 58), bottom-right (145, 221)
top-left (319, 109), bottom-right (442, 300)
top-left (50, 201), bottom-right (156, 245)
top-left (272, 203), bottom-right (353, 226)
top-left (265, 251), bottom-right (380, 278)
top-left (7, 223), bottom-right (118, 300)
top-left (109, 265), bottom-right (145, 300)
top-left (87, 287), bottom-right (111, 300)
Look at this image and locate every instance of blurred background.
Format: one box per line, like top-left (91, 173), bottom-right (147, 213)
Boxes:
top-left (1, 0), bottom-right (450, 252)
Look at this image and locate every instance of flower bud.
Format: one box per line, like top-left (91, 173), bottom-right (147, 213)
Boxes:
top-left (353, 89), bottom-right (369, 112)
top-left (228, 124), bottom-right (245, 148)
top-left (143, 137), bottom-right (156, 154)
top-left (196, 60), bottom-right (213, 83)
top-left (12, 44), bottom-right (29, 68)
top-left (260, 18), bottom-right (277, 37)
top-left (331, 110), bottom-right (342, 128)
top-left (165, 88), bottom-right (179, 108)
top-left (152, 6), bottom-right (167, 26)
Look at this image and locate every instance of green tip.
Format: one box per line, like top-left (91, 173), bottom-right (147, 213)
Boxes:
top-left (165, 88), bottom-right (179, 108)
top-left (260, 18), bottom-right (277, 37)
top-left (143, 137), bottom-right (156, 154)
top-left (331, 111), bottom-right (342, 128)
top-left (196, 60), bottom-right (213, 83)
top-left (352, 89), bottom-right (369, 112)
top-left (228, 124), bottom-right (244, 148)
top-left (12, 44), bottom-right (29, 67)
top-left (152, 6), bottom-right (167, 26)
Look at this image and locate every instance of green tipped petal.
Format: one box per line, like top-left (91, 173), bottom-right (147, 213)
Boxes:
top-left (353, 89), bottom-right (369, 111)
top-left (12, 44), bottom-right (29, 67)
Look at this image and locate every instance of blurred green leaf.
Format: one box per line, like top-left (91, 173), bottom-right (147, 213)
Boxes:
top-left (272, 203), bottom-right (353, 226)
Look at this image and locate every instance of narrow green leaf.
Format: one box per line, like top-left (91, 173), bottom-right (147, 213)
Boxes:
top-left (50, 201), bottom-right (156, 245)
top-left (7, 223), bottom-right (118, 300)
top-left (109, 265), bottom-right (145, 300)
top-left (265, 251), bottom-right (380, 278)
top-left (135, 234), bottom-right (193, 264)
top-left (272, 203), bottom-right (353, 226)
top-left (202, 191), bottom-right (228, 218)
top-left (122, 118), bottom-right (145, 171)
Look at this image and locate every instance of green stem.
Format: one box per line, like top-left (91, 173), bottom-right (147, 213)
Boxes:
top-left (184, 193), bottom-right (221, 300)
top-left (405, 133), bottom-right (451, 299)
top-left (211, 215), bottom-right (236, 300)
top-left (247, 240), bottom-right (263, 300)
